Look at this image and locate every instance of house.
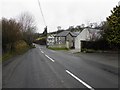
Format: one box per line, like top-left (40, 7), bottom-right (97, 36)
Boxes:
top-left (54, 31), bottom-right (79, 49)
top-left (75, 28), bottom-right (102, 52)
top-left (47, 34), bottom-right (56, 46)
top-left (48, 28), bottom-right (101, 51)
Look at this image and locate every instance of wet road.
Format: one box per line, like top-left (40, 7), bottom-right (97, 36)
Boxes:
top-left (2, 44), bottom-right (118, 89)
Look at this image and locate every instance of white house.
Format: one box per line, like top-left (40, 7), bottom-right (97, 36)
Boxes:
top-left (75, 28), bottom-right (102, 52)
top-left (47, 34), bottom-right (56, 46)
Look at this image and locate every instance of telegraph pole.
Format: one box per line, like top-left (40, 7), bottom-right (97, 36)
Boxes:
top-left (38, 0), bottom-right (47, 47)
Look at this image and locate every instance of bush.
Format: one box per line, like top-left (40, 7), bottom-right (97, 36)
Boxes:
top-left (14, 40), bottom-right (29, 53)
top-left (2, 40), bottom-right (30, 61)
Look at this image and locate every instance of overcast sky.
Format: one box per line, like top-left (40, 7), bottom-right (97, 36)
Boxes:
top-left (1, 0), bottom-right (120, 33)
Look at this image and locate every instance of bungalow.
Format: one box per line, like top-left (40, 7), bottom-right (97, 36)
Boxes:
top-left (75, 28), bottom-right (102, 52)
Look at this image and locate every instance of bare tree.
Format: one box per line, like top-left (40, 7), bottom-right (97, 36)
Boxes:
top-left (18, 12), bottom-right (36, 32)
top-left (57, 26), bottom-right (61, 31)
top-left (18, 12), bottom-right (36, 45)
top-left (81, 24), bottom-right (85, 28)
top-left (2, 18), bottom-right (22, 52)
top-left (93, 22), bottom-right (98, 28)
top-left (90, 23), bottom-right (93, 28)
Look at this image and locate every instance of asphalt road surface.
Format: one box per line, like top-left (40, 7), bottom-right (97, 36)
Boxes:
top-left (3, 44), bottom-right (118, 89)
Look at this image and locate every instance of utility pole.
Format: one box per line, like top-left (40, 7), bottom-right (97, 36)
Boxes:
top-left (44, 26), bottom-right (48, 48)
top-left (38, 0), bottom-right (48, 47)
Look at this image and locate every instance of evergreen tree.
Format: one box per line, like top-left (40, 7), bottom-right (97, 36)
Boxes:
top-left (106, 5), bottom-right (120, 48)
top-left (43, 26), bottom-right (47, 36)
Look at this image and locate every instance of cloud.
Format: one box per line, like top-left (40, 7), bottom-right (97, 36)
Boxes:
top-left (1, 0), bottom-right (119, 33)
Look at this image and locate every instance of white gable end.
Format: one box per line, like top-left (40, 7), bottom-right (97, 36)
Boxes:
top-left (74, 28), bottom-right (102, 52)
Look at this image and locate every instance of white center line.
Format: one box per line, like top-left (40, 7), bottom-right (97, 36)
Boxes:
top-left (39, 47), bottom-right (41, 50)
top-left (41, 51), bottom-right (44, 54)
top-left (66, 70), bottom-right (95, 90)
top-left (45, 54), bottom-right (55, 62)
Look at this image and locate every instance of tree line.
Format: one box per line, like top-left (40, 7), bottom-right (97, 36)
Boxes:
top-left (2, 12), bottom-right (36, 53)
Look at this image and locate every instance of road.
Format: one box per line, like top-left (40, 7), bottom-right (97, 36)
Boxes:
top-left (3, 44), bottom-right (118, 89)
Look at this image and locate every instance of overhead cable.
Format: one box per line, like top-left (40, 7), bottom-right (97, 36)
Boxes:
top-left (38, 0), bottom-right (47, 26)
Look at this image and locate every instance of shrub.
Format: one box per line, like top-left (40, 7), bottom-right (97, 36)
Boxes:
top-left (14, 40), bottom-right (29, 53)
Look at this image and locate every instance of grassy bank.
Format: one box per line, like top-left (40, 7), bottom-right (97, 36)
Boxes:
top-left (2, 40), bottom-right (35, 62)
top-left (48, 47), bottom-right (69, 50)
top-left (2, 47), bottom-right (29, 62)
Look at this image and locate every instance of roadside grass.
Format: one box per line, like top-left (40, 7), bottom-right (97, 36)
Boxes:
top-left (48, 47), bottom-right (69, 51)
top-left (2, 40), bottom-right (36, 62)
top-left (2, 47), bottom-right (30, 62)
top-left (2, 51), bottom-right (16, 62)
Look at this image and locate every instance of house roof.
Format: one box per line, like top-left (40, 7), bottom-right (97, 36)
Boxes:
top-left (55, 30), bottom-right (81, 37)
top-left (87, 28), bottom-right (101, 34)
top-left (85, 28), bottom-right (102, 40)
top-left (55, 31), bottom-right (71, 37)
top-left (70, 32), bottom-right (80, 37)
top-left (47, 35), bottom-right (54, 38)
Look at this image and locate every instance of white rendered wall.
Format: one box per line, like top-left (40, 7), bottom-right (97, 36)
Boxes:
top-left (75, 28), bottom-right (90, 52)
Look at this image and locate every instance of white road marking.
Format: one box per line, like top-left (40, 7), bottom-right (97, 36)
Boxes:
top-left (39, 48), bottom-right (54, 62)
top-left (45, 54), bottom-right (55, 62)
top-left (41, 51), bottom-right (44, 54)
top-left (66, 70), bottom-right (95, 90)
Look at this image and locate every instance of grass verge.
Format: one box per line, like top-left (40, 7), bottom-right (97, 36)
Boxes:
top-left (48, 47), bottom-right (69, 50)
top-left (2, 47), bottom-right (28, 62)
top-left (1, 42), bottom-right (35, 62)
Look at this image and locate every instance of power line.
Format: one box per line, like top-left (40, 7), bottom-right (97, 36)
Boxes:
top-left (37, 0), bottom-right (46, 26)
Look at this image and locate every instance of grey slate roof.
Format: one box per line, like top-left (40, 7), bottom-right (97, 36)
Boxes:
top-left (86, 28), bottom-right (102, 39)
top-left (70, 32), bottom-right (80, 37)
top-left (87, 28), bottom-right (101, 34)
top-left (55, 31), bottom-right (71, 37)
top-left (55, 30), bottom-right (81, 37)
